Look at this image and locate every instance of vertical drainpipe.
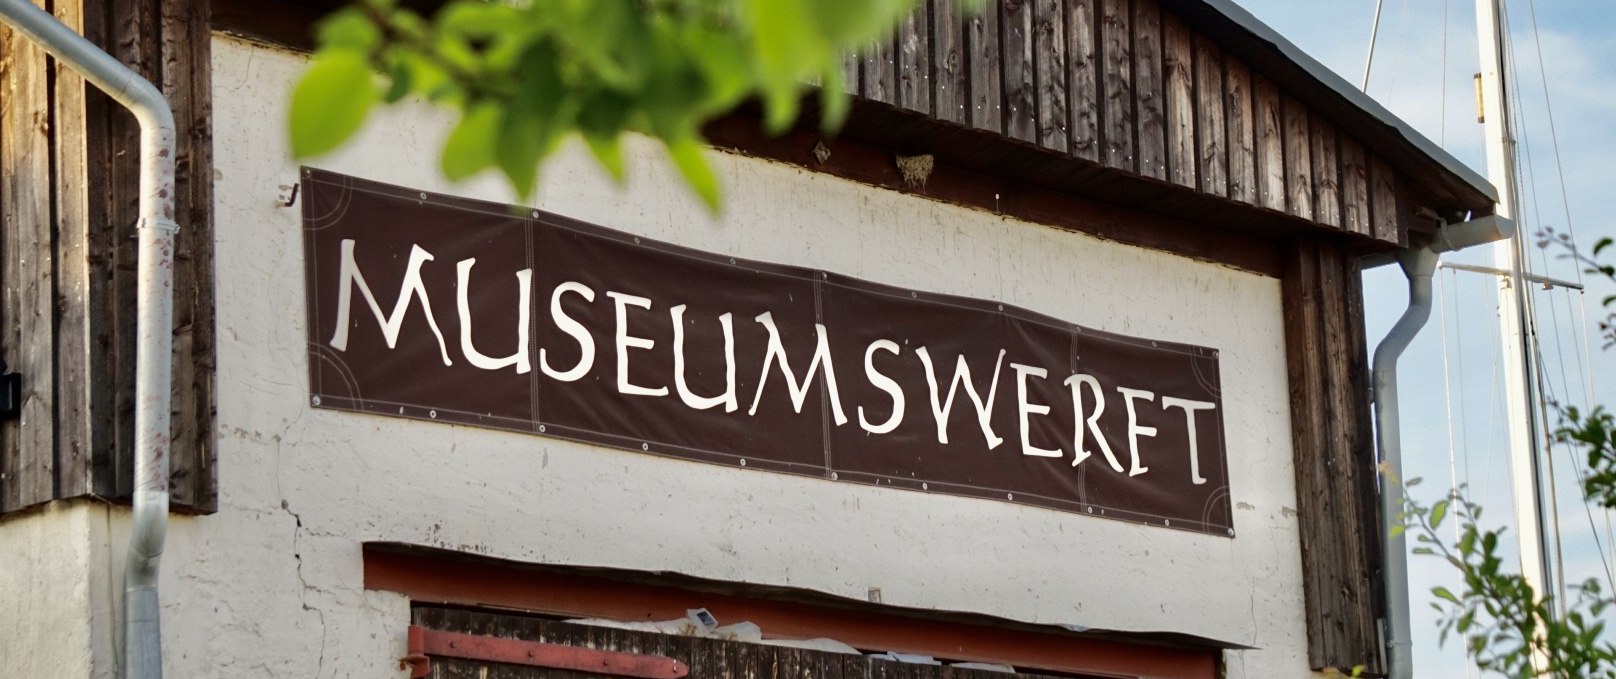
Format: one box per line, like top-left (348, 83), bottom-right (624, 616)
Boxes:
top-left (1370, 214), bottom-right (1513, 679)
top-left (0, 2), bottom-right (177, 678)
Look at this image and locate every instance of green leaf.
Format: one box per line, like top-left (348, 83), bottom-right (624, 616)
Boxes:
top-left (1433, 586), bottom-right (1460, 605)
top-left (440, 102), bottom-right (501, 181)
top-left (819, 61), bottom-right (851, 133)
top-left (1431, 500), bottom-right (1450, 529)
top-left (665, 136), bottom-right (720, 213)
top-left (289, 49), bottom-right (379, 159)
top-left (583, 131), bottom-right (626, 183)
top-left (745, 0), bottom-right (821, 132)
top-left (496, 43), bottom-right (574, 198)
top-left (315, 7), bottom-right (381, 51)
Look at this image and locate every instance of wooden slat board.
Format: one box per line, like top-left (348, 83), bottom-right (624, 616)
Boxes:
top-left (0, 0), bottom-right (58, 510)
top-left (1192, 35), bottom-right (1227, 197)
top-left (1066, 0), bottom-right (1100, 161)
top-left (899, 8), bottom-right (933, 115)
top-left (1369, 155), bottom-right (1403, 244)
top-left (933, 0), bottom-right (969, 124)
top-left (1339, 138), bottom-right (1370, 236)
top-left (1281, 95), bottom-right (1313, 220)
top-left (1002, 0), bottom-right (1038, 143)
top-left (1098, 0), bottom-right (1133, 171)
top-left (1131, 0), bottom-right (1166, 180)
top-left (1252, 74), bottom-right (1285, 212)
top-left (864, 33), bottom-right (898, 106)
top-left (1224, 56), bottom-right (1256, 205)
top-left (1162, 12), bottom-right (1195, 189)
top-left (966, 2), bottom-right (1003, 132)
top-left (1310, 113), bottom-right (1342, 229)
top-left (1034, 0), bottom-right (1070, 151)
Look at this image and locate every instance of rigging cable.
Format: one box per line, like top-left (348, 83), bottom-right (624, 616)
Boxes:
top-left (1523, 0), bottom-right (1616, 592)
top-left (1440, 0), bottom-right (1450, 146)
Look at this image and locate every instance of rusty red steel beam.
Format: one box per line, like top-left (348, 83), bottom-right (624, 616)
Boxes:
top-left (403, 624), bottom-right (690, 679)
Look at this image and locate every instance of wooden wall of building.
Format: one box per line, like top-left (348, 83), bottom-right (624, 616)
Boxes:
top-left (0, 0), bottom-right (215, 514)
top-left (849, 0), bottom-right (1410, 248)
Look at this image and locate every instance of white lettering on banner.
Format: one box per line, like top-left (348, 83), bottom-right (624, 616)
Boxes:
top-left (608, 291), bottom-right (670, 397)
top-left (329, 239), bottom-right (454, 366)
top-left (1116, 387), bottom-right (1158, 477)
top-left (1064, 374), bottom-right (1124, 472)
top-left (1011, 364), bottom-right (1062, 458)
top-left (455, 258), bottom-right (532, 374)
top-left (858, 339), bottom-right (906, 434)
top-left (915, 347), bottom-right (1006, 449)
top-left (540, 281), bottom-right (596, 382)
top-left (670, 305), bottom-right (738, 412)
top-left (326, 238), bottom-right (1221, 484)
top-left (1162, 396), bottom-right (1217, 485)
top-left (748, 312), bottom-right (849, 426)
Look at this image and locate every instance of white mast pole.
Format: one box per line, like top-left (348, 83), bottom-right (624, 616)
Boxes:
top-left (1475, 0), bottom-right (1555, 663)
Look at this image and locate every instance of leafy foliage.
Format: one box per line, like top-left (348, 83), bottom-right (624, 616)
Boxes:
top-left (1409, 233), bottom-right (1616, 676)
top-left (287, 0), bottom-right (975, 210)
top-left (1404, 490), bottom-right (1616, 678)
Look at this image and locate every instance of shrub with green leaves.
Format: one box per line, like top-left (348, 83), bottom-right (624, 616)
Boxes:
top-left (288, 0), bottom-right (975, 210)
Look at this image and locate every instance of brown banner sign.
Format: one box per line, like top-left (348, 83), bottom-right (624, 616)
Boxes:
top-left (302, 169), bottom-right (1234, 536)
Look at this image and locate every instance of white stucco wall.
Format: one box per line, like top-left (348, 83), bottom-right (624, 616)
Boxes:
top-left (135, 34), bottom-right (1314, 677)
top-left (0, 502), bottom-right (117, 678)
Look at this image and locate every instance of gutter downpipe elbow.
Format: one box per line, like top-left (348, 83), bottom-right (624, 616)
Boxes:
top-left (0, 2), bottom-right (178, 678)
top-left (1371, 213), bottom-right (1513, 679)
top-left (1372, 246), bottom-right (1436, 679)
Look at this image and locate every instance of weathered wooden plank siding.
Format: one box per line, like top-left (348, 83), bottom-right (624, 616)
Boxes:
top-left (899, 7), bottom-right (933, 115)
top-left (1192, 35), bottom-right (1227, 197)
top-left (1099, 0), bottom-right (1133, 171)
top-left (0, 0), bottom-right (216, 515)
top-left (1224, 56), bottom-right (1256, 205)
top-left (967, 1), bottom-right (1004, 132)
top-left (1002, 0), bottom-right (1038, 143)
top-left (1283, 242), bottom-right (1384, 675)
top-left (1131, 0), bottom-right (1165, 180)
top-left (864, 32), bottom-right (899, 106)
top-left (1034, 0), bottom-right (1071, 151)
top-left (1281, 95), bottom-right (1313, 220)
top-left (845, 1), bottom-right (1408, 243)
top-left (52, 0), bottom-right (98, 499)
top-left (1369, 155), bottom-right (1403, 244)
top-left (1066, 0), bottom-right (1099, 161)
top-left (934, 0), bottom-right (969, 124)
top-left (161, 0), bottom-right (218, 510)
top-left (1340, 138), bottom-right (1370, 236)
top-left (1252, 74), bottom-right (1286, 212)
top-left (1162, 12), bottom-right (1195, 189)
top-left (1310, 113), bottom-right (1342, 229)
top-left (0, 0), bottom-right (58, 511)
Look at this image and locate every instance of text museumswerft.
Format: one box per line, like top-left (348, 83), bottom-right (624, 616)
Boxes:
top-left (303, 169), bottom-right (1235, 535)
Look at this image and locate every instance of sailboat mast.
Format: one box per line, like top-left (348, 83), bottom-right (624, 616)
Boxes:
top-left (1475, 0), bottom-right (1556, 629)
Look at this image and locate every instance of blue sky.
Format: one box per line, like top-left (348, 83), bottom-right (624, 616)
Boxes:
top-left (1235, 1), bottom-right (1616, 675)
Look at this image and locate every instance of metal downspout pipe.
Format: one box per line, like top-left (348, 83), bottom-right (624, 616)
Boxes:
top-left (1371, 214), bottom-right (1513, 679)
top-left (0, 2), bottom-right (178, 678)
